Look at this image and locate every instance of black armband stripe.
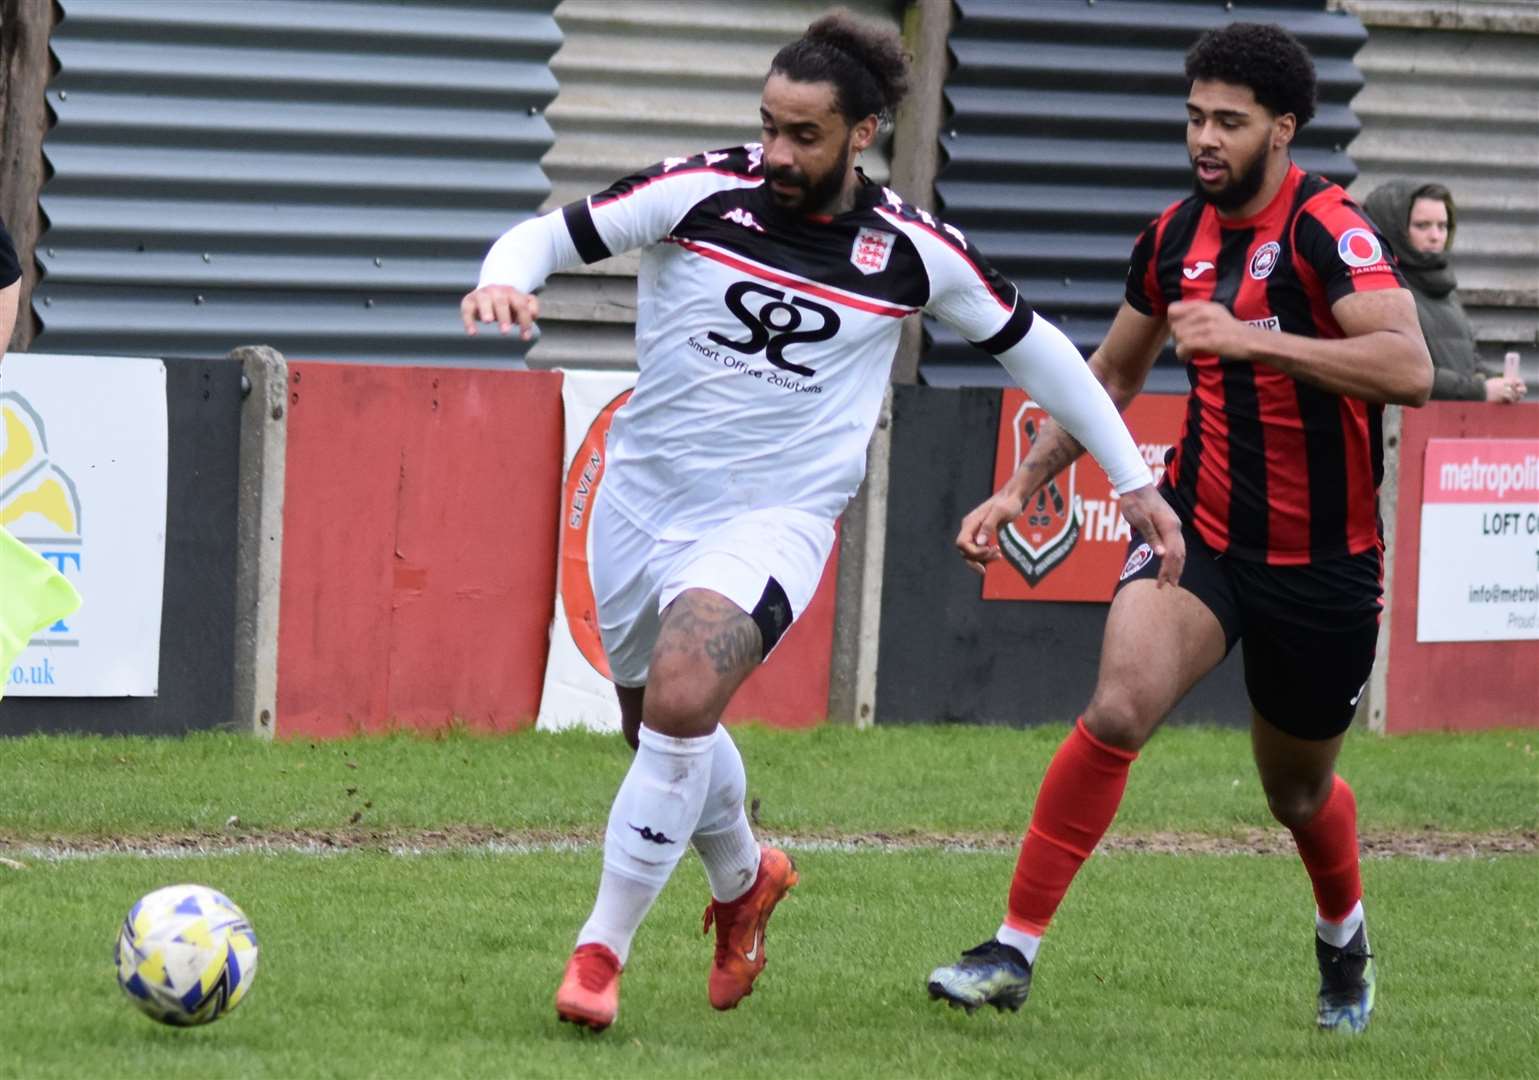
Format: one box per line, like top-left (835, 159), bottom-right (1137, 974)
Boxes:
top-left (970, 302), bottom-right (1034, 356)
top-left (562, 199), bottom-right (611, 264)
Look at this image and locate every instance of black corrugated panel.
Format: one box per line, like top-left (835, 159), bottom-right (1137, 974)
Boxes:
top-left (928, 0), bottom-right (1367, 383)
top-left (37, 0), bottom-right (560, 367)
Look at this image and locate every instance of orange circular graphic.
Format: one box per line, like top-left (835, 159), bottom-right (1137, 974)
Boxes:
top-left (560, 389), bottom-right (633, 677)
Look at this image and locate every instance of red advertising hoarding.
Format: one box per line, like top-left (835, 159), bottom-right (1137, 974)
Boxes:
top-left (982, 391), bottom-right (1186, 602)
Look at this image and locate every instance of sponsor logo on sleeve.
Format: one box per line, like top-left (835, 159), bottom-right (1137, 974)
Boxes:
top-left (1336, 228), bottom-right (1385, 269)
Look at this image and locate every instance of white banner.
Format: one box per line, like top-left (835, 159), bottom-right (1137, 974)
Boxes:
top-left (535, 370), bottom-right (638, 732)
top-left (1, 353), bottom-right (169, 695)
top-left (1416, 438), bottom-right (1539, 643)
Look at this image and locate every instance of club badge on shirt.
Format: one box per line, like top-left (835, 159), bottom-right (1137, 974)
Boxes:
top-left (1248, 241), bottom-right (1281, 280)
top-left (850, 227), bottom-right (895, 275)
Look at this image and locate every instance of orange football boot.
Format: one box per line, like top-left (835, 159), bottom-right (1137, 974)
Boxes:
top-left (701, 845), bottom-right (799, 1010)
top-left (555, 942), bottom-right (622, 1031)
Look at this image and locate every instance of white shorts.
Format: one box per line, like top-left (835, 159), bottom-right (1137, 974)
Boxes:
top-left (591, 495), bottom-right (836, 688)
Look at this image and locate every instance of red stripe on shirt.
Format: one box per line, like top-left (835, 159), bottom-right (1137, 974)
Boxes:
top-left (668, 237), bottom-right (917, 318)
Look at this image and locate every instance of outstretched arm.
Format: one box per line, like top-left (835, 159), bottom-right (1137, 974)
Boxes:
top-left (462, 148), bottom-right (764, 339)
top-left (958, 302), bottom-right (1180, 583)
top-left (989, 302), bottom-right (1165, 508)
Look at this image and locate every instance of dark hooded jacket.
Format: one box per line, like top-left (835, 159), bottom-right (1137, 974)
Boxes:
top-left (1363, 180), bottom-right (1486, 401)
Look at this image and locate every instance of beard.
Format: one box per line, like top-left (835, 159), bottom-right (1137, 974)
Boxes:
top-left (1191, 141), bottom-right (1269, 212)
top-left (765, 141), bottom-right (851, 215)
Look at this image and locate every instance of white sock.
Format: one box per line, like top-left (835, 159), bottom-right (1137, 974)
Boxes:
top-left (691, 727), bottom-right (761, 903)
top-left (995, 923), bottom-right (1042, 965)
top-left (1316, 899), bottom-right (1366, 949)
top-left (574, 872), bottom-right (658, 967)
top-left (575, 724), bottom-right (714, 965)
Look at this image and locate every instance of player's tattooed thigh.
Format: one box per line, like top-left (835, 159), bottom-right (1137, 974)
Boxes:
top-left (702, 621), bottom-right (760, 676)
top-left (657, 590), bottom-right (762, 677)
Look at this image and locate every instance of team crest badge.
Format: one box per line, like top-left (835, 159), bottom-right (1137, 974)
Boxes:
top-left (850, 227), bottom-right (895, 275)
top-left (998, 400), bottom-right (1082, 586)
top-left (1248, 240), bottom-right (1281, 280)
top-left (1119, 542), bottom-right (1154, 582)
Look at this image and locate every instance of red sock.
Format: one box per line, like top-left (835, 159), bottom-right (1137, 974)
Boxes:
top-left (1004, 717), bottom-right (1137, 937)
top-left (1290, 774), bottom-right (1362, 922)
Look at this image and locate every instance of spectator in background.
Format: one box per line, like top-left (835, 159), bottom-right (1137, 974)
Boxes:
top-left (1364, 180), bottom-right (1526, 403)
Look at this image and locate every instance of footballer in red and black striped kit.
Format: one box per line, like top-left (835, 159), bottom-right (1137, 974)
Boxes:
top-left (930, 23), bottom-right (1433, 1035)
top-left (1125, 164), bottom-right (1404, 564)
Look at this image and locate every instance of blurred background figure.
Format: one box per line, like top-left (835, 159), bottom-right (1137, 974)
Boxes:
top-left (1365, 180), bottom-right (1527, 404)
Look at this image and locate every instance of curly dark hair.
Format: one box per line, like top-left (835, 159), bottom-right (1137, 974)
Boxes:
top-left (1184, 22), bottom-right (1317, 129)
top-left (770, 8), bottom-right (911, 127)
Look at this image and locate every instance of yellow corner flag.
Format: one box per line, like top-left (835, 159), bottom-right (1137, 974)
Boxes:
top-left (0, 525), bottom-right (81, 701)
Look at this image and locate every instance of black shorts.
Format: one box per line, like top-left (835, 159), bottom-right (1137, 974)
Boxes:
top-left (1115, 520), bottom-right (1382, 740)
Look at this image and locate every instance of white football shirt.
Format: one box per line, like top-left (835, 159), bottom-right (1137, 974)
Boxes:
top-left (478, 143), bottom-right (1149, 538)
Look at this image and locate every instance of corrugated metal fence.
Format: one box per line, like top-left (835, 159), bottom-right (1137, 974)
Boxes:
top-left (35, 0), bottom-right (560, 366)
top-left (527, 0), bottom-right (901, 370)
top-left (1338, 0), bottom-right (1539, 363)
top-left (927, 0), bottom-right (1369, 385)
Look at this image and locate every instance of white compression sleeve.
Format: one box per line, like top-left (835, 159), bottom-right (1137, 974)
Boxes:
top-left (475, 208), bottom-right (581, 294)
top-left (994, 315), bottom-right (1151, 494)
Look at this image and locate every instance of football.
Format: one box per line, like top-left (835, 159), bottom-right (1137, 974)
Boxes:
top-left (114, 884), bottom-right (260, 1026)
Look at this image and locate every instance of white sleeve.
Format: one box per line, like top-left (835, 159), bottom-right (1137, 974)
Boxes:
top-left (888, 207), bottom-right (1150, 495)
top-left (995, 316), bottom-right (1151, 495)
top-left (479, 147), bottom-right (765, 293)
top-left (476, 209), bottom-right (580, 293)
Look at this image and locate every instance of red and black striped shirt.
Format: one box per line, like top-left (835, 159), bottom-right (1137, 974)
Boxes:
top-left (1125, 164), bottom-right (1406, 565)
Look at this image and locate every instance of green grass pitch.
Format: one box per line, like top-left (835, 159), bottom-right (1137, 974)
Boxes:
top-left (0, 725), bottom-right (1534, 1078)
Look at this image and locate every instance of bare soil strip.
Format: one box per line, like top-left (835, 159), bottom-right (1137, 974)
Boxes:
top-left (1, 825), bottom-right (1534, 863)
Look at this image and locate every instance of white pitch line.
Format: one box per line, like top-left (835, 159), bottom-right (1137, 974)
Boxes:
top-left (5, 830), bottom-right (1529, 863)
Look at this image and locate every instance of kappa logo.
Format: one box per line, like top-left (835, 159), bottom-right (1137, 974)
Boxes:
top-left (1182, 261), bottom-right (1214, 280)
top-left (1249, 241), bottom-right (1281, 280)
top-left (998, 402), bottom-right (1082, 586)
top-left (1119, 542), bottom-right (1154, 582)
top-left (1337, 228), bottom-right (1385, 269)
top-left (850, 227), bottom-right (895, 275)
top-left (629, 823), bottom-right (676, 846)
top-left (663, 150), bottom-right (730, 173)
top-left (722, 207), bottom-right (765, 234)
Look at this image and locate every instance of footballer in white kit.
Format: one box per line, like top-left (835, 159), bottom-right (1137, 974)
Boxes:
top-left (460, 9), bottom-right (1184, 1035)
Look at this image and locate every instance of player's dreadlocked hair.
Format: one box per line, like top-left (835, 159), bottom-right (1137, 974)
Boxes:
top-left (1185, 22), bottom-right (1317, 129)
top-left (770, 8), bottom-right (911, 127)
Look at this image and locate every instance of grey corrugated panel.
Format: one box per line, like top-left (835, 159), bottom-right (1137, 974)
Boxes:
top-left (35, 0), bottom-right (561, 367)
top-left (527, 0), bottom-right (901, 370)
top-left (1341, 15), bottom-right (1539, 360)
top-left (929, 0), bottom-right (1368, 377)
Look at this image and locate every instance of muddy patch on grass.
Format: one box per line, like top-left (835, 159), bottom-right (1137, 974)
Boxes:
top-left (1, 825), bottom-right (1534, 862)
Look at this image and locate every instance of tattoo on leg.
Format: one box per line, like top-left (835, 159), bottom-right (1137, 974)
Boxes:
top-left (703, 622), bottom-right (760, 676)
top-left (657, 590), bottom-right (763, 677)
